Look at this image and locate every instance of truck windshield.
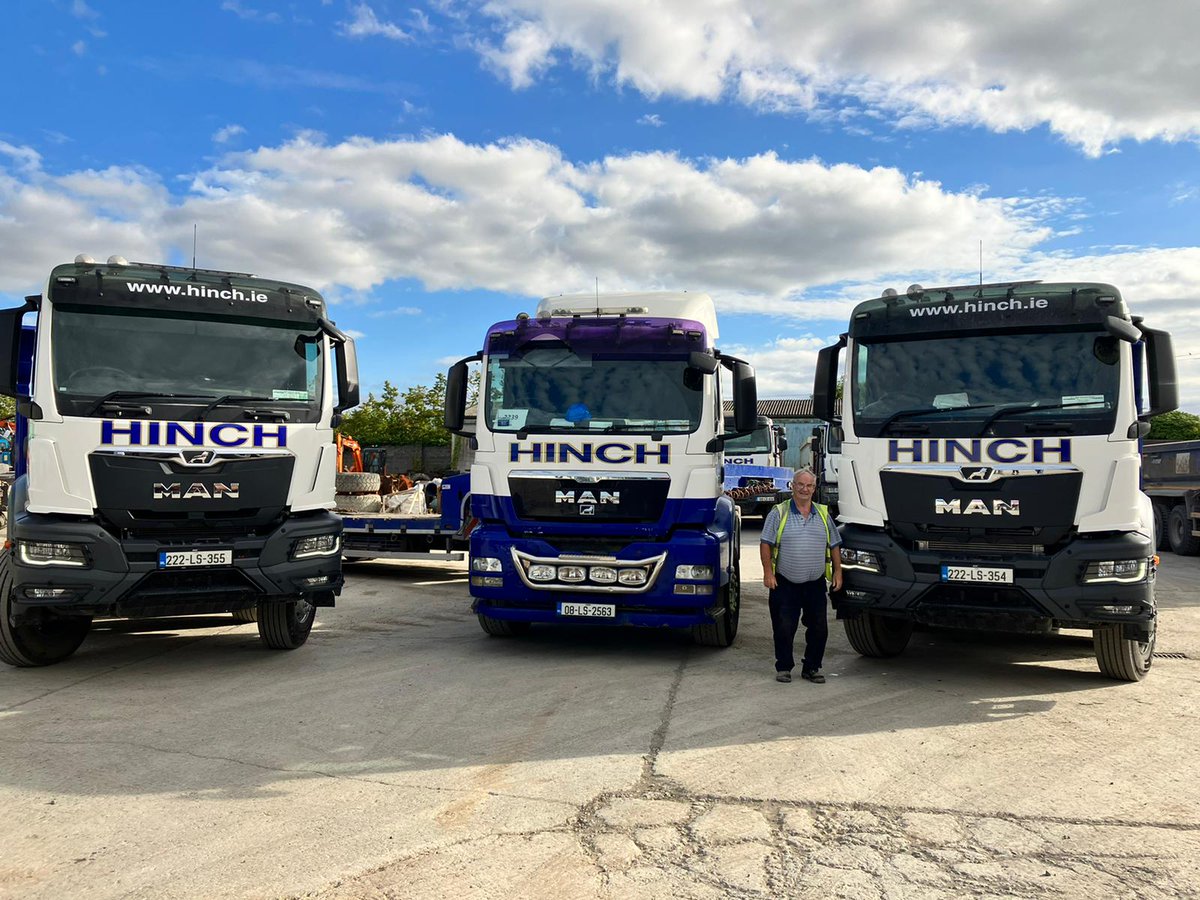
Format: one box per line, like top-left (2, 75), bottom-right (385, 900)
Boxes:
top-left (851, 329), bottom-right (1121, 438)
top-left (51, 305), bottom-right (324, 421)
top-left (485, 347), bottom-right (704, 434)
top-left (723, 425), bottom-right (771, 453)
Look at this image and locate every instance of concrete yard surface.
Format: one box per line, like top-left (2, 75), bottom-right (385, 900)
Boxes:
top-left (1, 529), bottom-right (1198, 899)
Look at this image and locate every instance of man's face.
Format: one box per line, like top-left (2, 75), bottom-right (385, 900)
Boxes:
top-left (792, 475), bottom-right (816, 498)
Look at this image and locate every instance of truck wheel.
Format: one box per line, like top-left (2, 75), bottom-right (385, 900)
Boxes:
top-left (1167, 505), bottom-right (1200, 555)
top-left (1152, 503), bottom-right (1169, 551)
top-left (1093, 622), bottom-right (1154, 682)
top-left (692, 560), bottom-right (741, 647)
top-left (231, 607), bottom-right (258, 623)
top-left (844, 611), bottom-right (913, 658)
top-left (477, 614), bottom-right (531, 636)
top-left (335, 471), bottom-right (381, 493)
top-left (335, 493), bottom-right (383, 513)
top-left (0, 549), bottom-right (92, 667)
top-left (257, 596), bottom-right (316, 650)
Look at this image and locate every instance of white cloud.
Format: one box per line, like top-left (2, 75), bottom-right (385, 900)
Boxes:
top-left (220, 1), bottom-right (283, 24)
top-left (339, 3), bottom-right (410, 41)
top-left (212, 124), bottom-right (246, 144)
top-left (2, 133), bottom-right (1198, 406)
top-left (71, 0), bottom-right (99, 20)
top-left (368, 306), bottom-right (424, 317)
top-left (637, 114), bottom-right (663, 127)
top-left (72, 40), bottom-right (86, 56)
top-left (465, 1), bottom-right (1200, 155)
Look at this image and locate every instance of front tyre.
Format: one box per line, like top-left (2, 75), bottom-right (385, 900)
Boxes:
top-left (257, 596), bottom-right (316, 650)
top-left (844, 611), bottom-right (913, 658)
top-left (1093, 622), bottom-right (1154, 682)
top-left (477, 614), bottom-right (531, 637)
top-left (0, 549), bottom-right (92, 667)
top-left (693, 526), bottom-right (741, 648)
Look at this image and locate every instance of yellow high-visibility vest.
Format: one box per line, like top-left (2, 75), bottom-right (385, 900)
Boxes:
top-left (770, 500), bottom-right (833, 583)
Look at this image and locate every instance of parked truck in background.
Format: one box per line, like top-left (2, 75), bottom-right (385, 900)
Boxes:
top-left (0, 255), bottom-right (359, 666)
top-left (811, 422), bottom-right (841, 516)
top-left (722, 415), bottom-right (791, 519)
top-left (444, 292), bottom-right (758, 646)
top-left (1141, 440), bottom-right (1200, 555)
top-left (812, 280), bottom-right (1176, 681)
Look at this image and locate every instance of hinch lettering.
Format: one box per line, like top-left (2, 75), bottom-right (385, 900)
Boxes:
top-left (101, 421), bottom-right (288, 448)
top-left (888, 438), bottom-right (1071, 464)
top-left (510, 442), bottom-right (670, 464)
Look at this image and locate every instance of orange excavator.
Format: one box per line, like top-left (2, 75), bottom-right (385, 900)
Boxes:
top-left (336, 433), bottom-right (363, 473)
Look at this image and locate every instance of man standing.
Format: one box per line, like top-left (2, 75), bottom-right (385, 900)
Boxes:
top-left (760, 468), bottom-right (842, 683)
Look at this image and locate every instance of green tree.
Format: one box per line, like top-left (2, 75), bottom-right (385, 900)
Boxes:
top-left (338, 374), bottom-right (452, 446)
top-left (0, 395), bottom-right (14, 420)
top-left (1148, 410), bottom-right (1200, 441)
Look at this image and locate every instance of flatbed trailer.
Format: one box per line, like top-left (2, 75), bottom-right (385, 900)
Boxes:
top-left (340, 472), bottom-right (472, 561)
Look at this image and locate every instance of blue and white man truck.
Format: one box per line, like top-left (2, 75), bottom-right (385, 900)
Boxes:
top-left (0, 255), bottom-right (359, 666)
top-left (444, 292), bottom-right (758, 645)
top-left (722, 415), bottom-right (791, 518)
top-left (812, 280), bottom-right (1176, 681)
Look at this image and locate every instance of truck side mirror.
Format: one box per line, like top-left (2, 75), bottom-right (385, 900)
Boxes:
top-left (777, 435), bottom-right (788, 452)
top-left (732, 361), bottom-right (757, 433)
top-left (444, 356), bottom-right (477, 434)
top-left (334, 337), bottom-right (360, 413)
top-left (812, 335), bottom-right (846, 422)
top-left (0, 298), bottom-right (37, 398)
top-left (1140, 325), bottom-right (1178, 417)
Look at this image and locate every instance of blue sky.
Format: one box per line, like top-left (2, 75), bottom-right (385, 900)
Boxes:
top-left (3, 1), bottom-right (1199, 406)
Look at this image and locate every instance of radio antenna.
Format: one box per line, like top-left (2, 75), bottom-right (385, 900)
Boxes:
top-left (979, 239), bottom-right (983, 287)
top-left (595, 276), bottom-right (599, 314)
top-left (192, 224), bottom-right (198, 270)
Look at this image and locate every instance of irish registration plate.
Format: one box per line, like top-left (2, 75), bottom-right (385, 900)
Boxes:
top-left (941, 565), bottom-right (1013, 584)
top-left (558, 602), bottom-right (616, 619)
top-left (158, 549), bottom-right (232, 569)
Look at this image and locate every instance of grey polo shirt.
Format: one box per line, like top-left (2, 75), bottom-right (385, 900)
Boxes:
top-left (760, 501), bottom-right (841, 584)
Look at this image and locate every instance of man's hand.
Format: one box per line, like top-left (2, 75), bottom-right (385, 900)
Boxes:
top-left (831, 569), bottom-right (843, 592)
top-left (764, 571), bottom-right (777, 591)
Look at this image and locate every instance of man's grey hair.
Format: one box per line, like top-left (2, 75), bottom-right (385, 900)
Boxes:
top-left (791, 467), bottom-right (817, 484)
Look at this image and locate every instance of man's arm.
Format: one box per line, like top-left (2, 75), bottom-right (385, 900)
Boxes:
top-left (829, 546), bottom-right (842, 592)
top-left (760, 540), bottom-right (777, 591)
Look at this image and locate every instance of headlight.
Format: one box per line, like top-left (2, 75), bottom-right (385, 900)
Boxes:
top-left (292, 534), bottom-right (341, 559)
top-left (471, 557), bottom-right (503, 572)
top-left (589, 566), bottom-right (618, 584)
top-left (18, 541), bottom-right (88, 568)
top-left (528, 564), bottom-right (556, 582)
top-left (1082, 559), bottom-right (1150, 584)
top-left (840, 548), bottom-right (881, 573)
top-left (675, 565), bottom-right (713, 580)
top-left (618, 569), bottom-right (647, 586)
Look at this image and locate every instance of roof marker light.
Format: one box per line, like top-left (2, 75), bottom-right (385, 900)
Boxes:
top-left (74, 254), bottom-right (95, 265)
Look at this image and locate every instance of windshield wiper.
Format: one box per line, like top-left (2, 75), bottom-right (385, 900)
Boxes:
top-left (978, 401), bottom-right (1100, 435)
top-left (86, 391), bottom-right (215, 416)
top-left (197, 395), bottom-right (300, 421)
top-left (874, 403), bottom-right (995, 434)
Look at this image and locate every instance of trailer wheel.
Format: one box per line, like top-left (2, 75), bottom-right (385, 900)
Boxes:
top-left (1152, 503), bottom-right (1169, 551)
top-left (231, 606), bottom-right (258, 623)
top-left (1167, 505), bottom-right (1200, 555)
top-left (477, 614), bottom-right (531, 637)
top-left (257, 596), bottom-right (316, 650)
top-left (1093, 622), bottom-right (1154, 682)
top-left (0, 549), bottom-right (92, 667)
top-left (335, 471), bottom-right (381, 493)
top-left (844, 611), bottom-right (913, 658)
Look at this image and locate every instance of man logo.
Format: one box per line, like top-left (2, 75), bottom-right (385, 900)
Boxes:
top-left (183, 450), bottom-right (216, 466)
top-left (579, 505), bottom-right (597, 516)
top-left (961, 466), bottom-right (994, 481)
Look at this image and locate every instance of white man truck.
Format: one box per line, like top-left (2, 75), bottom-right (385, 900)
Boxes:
top-left (722, 415), bottom-right (791, 518)
top-left (444, 292), bottom-right (758, 646)
top-left (812, 280), bottom-right (1176, 681)
top-left (0, 255), bottom-right (359, 666)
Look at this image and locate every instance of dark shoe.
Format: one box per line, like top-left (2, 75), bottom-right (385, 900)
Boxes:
top-left (801, 670), bottom-right (826, 684)
top-left (775, 671), bottom-right (792, 683)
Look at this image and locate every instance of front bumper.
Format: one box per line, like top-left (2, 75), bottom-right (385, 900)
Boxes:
top-left (468, 527), bottom-right (732, 628)
top-left (8, 509), bottom-right (344, 617)
top-left (833, 526), bottom-right (1156, 641)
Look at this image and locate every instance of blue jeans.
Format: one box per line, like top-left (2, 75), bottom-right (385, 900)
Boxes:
top-left (769, 573), bottom-right (829, 673)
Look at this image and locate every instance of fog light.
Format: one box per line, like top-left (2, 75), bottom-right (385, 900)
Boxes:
top-left (19, 541), bottom-right (87, 568)
top-left (293, 534), bottom-right (340, 559)
top-left (618, 569), bottom-right (647, 586)
top-left (24, 587), bottom-right (77, 599)
top-left (297, 575), bottom-right (334, 588)
top-left (528, 564), bottom-right (556, 582)
top-left (472, 557), bottom-right (503, 573)
top-left (558, 566), bottom-right (585, 583)
top-left (589, 566), bottom-right (617, 584)
top-left (695, 584), bottom-right (713, 595)
top-left (1096, 604), bottom-right (1137, 615)
top-left (674, 584), bottom-right (696, 594)
top-left (470, 576), bottom-right (504, 587)
top-left (675, 565), bottom-right (713, 580)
